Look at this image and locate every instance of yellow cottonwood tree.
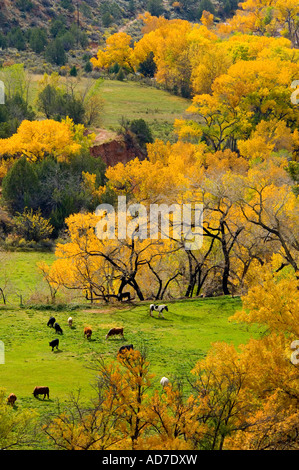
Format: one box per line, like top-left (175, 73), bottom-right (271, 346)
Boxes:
top-left (237, 119), bottom-right (295, 161)
top-left (0, 118), bottom-right (87, 161)
top-left (42, 205), bottom-right (181, 302)
top-left (0, 388), bottom-right (37, 450)
top-left (221, 0), bottom-right (299, 47)
top-left (236, 160), bottom-right (299, 274)
top-left (231, 262), bottom-right (299, 337)
top-left (137, 382), bottom-right (206, 450)
top-left (178, 57), bottom-right (299, 152)
top-left (0, 118), bottom-right (94, 176)
top-left (45, 350), bottom-right (154, 450)
top-left (91, 32), bottom-right (135, 71)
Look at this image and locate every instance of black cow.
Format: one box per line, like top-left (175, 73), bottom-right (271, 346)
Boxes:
top-left (47, 316), bottom-right (56, 327)
top-left (118, 344), bottom-right (134, 354)
top-left (49, 338), bottom-right (59, 351)
top-left (54, 322), bottom-right (63, 334)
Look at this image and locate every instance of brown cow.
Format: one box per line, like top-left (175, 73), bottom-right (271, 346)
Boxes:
top-left (7, 393), bottom-right (17, 406)
top-left (84, 326), bottom-right (92, 339)
top-left (33, 386), bottom-right (49, 400)
top-left (105, 327), bottom-right (124, 340)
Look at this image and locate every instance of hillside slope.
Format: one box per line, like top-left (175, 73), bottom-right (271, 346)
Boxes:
top-left (0, 0), bottom-right (239, 36)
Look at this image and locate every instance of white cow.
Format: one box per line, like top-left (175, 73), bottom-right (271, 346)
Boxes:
top-left (160, 377), bottom-right (170, 388)
top-left (68, 317), bottom-right (73, 327)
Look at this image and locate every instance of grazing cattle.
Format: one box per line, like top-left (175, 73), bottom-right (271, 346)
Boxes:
top-left (49, 338), bottom-right (59, 351)
top-left (84, 327), bottom-right (92, 339)
top-left (7, 393), bottom-right (17, 406)
top-left (33, 386), bottom-right (49, 400)
top-left (150, 304), bottom-right (168, 318)
top-left (118, 344), bottom-right (134, 354)
top-left (68, 317), bottom-right (73, 327)
top-left (47, 316), bottom-right (56, 328)
top-left (117, 292), bottom-right (131, 302)
top-left (54, 322), bottom-right (63, 334)
top-left (105, 327), bottom-right (124, 340)
top-left (149, 304), bottom-right (157, 316)
top-left (160, 377), bottom-right (170, 388)
top-left (156, 304), bottom-right (168, 318)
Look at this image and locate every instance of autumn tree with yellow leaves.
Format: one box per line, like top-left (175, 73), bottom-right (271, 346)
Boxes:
top-left (40, 206), bottom-right (183, 302)
top-left (0, 117), bottom-right (94, 179)
top-left (44, 349), bottom-right (154, 450)
top-left (91, 32), bottom-right (135, 73)
top-left (220, 0), bottom-right (299, 47)
top-left (42, 137), bottom-right (299, 299)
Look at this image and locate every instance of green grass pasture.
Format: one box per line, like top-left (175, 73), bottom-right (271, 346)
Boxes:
top-left (0, 297), bottom-right (262, 406)
top-left (100, 79), bottom-right (190, 140)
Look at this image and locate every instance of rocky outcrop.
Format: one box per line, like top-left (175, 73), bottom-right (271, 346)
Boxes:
top-left (89, 129), bottom-right (147, 167)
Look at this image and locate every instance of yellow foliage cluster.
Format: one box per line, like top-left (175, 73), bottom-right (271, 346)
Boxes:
top-left (91, 32), bottom-right (135, 71)
top-left (220, 0), bottom-right (299, 47)
top-left (0, 119), bottom-right (81, 162)
top-left (0, 117), bottom-right (95, 178)
top-left (91, 11), bottom-right (299, 98)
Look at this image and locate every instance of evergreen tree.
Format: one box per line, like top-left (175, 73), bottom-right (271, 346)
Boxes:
top-left (147, 0), bottom-right (164, 16)
top-left (7, 27), bottom-right (26, 51)
top-left (2, 157), bottom-right (40, 214)
top-left (45, 38), bottom-right (67, 66)
top-left (29, 27), bottom-right (48, 54)
top-left (70, 65), bottom-right (78, 77)
top-left (138, 51), bottom-right (157, 78)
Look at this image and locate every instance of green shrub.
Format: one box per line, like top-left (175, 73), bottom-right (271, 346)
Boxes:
top-left (147, 0), bottom-right (164, 16)
top-left (116, 67), bottom-right (125, 81)
top-left (16, 0), bottom-right (34, 12)
top-left (14, 208), bottom-right (54, 242)
top-left (129, 118), bottom-right (153, 147)
top-left (37, 84), bottom-right (84, 123)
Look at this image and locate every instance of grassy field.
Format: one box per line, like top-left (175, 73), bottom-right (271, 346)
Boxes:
top-left (0, 252), bottom-right (265, 448)
top-left (99, 79), bottom-right (190, 141)
top-left (0, 251), bottom-right (55, 305)
top-left (0, 253), bottom-right (263, 399)
top-left (0, 297), bottom-right (263, 405)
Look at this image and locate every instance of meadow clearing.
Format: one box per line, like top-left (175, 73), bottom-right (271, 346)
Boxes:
top-left (0, 255), bottom-right (264, 434)
top-left (99, 79), bottom-right (190, 140)
top-left (29, 74), bottom-right (190, 142)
